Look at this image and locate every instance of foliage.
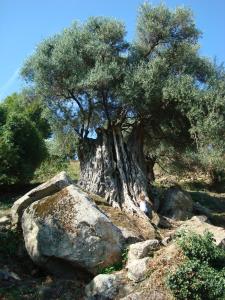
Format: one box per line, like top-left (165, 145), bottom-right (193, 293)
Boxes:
top-left (2, 90), bottom-right (51, 139)
top-left (177, 231), bottom-right (225, 269)
top-left (167, 259), bottom-right (225, 300)
top-left (21, 2), bottom-right (225, 177)
top-left (46, 127), bottom-right (79, 160)
top-left (167, 231), bottom-right (225, 299)
top-left (0, 91), bottom-right (49, 185)
top-left (32, 157), bottom-right (80, 183)
top-left (0, 229), bottom-right (21, 258)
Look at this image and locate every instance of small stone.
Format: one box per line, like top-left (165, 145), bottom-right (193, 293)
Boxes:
top-left (161, 237), bottom-right (171, 246)
top-left (0, 216), bottom-right (10, 226)
top-left (0, 269), bottom-right (21, 281)
top-left (85, 273), bottom-right (122, 299)
top-left (128, 239), bottom-right (159, 262)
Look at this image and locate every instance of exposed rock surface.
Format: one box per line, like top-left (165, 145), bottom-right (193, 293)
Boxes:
top-left (98, 204), bottom-right (156, 241)
top-left (0, 216), bottom-right (11, 226)
top-left (193, 202), bottom-right (212, 217)
top-left (118, 226), bottom-right (143, 245)
top-left (85, 273), bottom-right (123, 299)
top-left (127, 239), bottom-right (159, 262)
top-left (0, 269), bottom-right (21, 281)
top-left (11, 172), bottom-right (71, 228)
top-left (22, 184), bottom-right (124, 275)
top-left (121, 291), bottom-right (166, 300)
top-left (126, 257), bottom-right (151, 282)
top-left (177, 216), bottom-right (225, 247)
top-left (159, 187), bottom-right (193, 220)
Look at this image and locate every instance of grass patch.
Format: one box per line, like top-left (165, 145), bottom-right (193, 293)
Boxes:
top-left (32, 159), bottom-right (80, 184)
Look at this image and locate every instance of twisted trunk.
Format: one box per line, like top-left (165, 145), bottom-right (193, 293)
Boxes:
top-left (78, 125), bottom-right (155, 218)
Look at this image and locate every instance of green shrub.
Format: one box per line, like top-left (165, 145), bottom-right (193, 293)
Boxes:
top-left (167, 232), bottom-right (225, 300)
top-left (177, 231), bottom-right (225, 269)
top-left (0, 113), bottom-right (47, 185)
top-left (0, 92), bottom-right (49, 186)
top-left (0, 229), bottom-right (21, 258)
top-left (167, 260), bottom-right (225, 300)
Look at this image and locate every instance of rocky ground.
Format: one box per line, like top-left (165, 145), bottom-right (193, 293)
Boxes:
top-left (0, 172), bottom-right (225, 300)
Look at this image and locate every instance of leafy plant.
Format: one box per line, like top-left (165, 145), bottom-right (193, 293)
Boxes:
top-left (0, 229), bottom-right (21, 258)
top-left (177, 231), bottom-right (225, 269)
top-left (0, 91), bottom-right (49, 186)
top-left (167, 231), bottom-right (225, 299)
top-left (167, 259), bottom-right (225, 300)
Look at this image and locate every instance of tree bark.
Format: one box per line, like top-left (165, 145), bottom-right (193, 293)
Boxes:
top-left (78, 125), bottom-right (155, 218)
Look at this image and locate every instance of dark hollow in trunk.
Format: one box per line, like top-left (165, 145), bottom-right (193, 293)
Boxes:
top-left (78, 125), bottom-right (155, 218)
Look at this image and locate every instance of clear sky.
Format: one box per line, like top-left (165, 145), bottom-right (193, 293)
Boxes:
top-left (0, 0), bottom-right (225, 101)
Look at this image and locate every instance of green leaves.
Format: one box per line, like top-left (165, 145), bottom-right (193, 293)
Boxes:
top-left (136, 3), bottom-right (200, 57)
top-left (0, 92), bottom-right (48, 185)
top-left (20, 3), bottom-right (225, 177)
top-left (167, 260), bottom-right (225, 300)
top-left (177, 231), bottom-right (225, 268)
top-left (167, 232), bottom-right (225, 299)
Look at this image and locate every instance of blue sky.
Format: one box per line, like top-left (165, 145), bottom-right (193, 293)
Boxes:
top-left (0, 0), bottom-right (225, 101)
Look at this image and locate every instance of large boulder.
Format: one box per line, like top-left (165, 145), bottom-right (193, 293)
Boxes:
top-left (22, 185), bottom-right (124, 275)
top-left (159, 187), bottom-right (193, 220)
top-left (11, 172), bottom-right (71, 228)
top-left (177, 216), bottom-right (225, 247)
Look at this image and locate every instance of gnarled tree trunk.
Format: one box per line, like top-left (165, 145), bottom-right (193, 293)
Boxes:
top-left (78, 125), bottom-right (156, 219)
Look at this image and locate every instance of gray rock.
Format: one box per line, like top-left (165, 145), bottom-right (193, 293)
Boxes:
top-left (118, 226), bottom-right (143, 245)
top-left (193, 202), bottom-right (212, 217)
top-left (159, 187), bottom-right (193, 220)
top-left (0, 269), bottom-right (21, 281)
top-left (85, 273), bottom-right (122, 299)
top-left (121, 291), bottom-right (166, 300)
top-left (127, 257), bottom-right (150, 282)
top-left (177, 216), bottom-right (225, 247)
top-left (22, 185), bottom-right (124, 275)
top-left (127, 240), bottom-right (159, 262)
top-left (11, 171), bottom-right (71, 228)
top-left (0, 216), bottom-right (11, 226)
top-left (161, 236), bottom-right (171, 246)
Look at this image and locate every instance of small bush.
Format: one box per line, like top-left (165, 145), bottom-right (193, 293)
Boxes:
top-left (167, 231), bottom-right (225, 300)
top-left (177, 231), bottom-right (225, 269)
top-left (0, 229), bottom-right (21, 258)
top-left (167, 259), bottom-right (225, 300)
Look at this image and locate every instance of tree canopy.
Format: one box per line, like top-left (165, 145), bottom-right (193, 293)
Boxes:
top-left (22, 3), bottom-right (224, 151)
top-left (21, 3), bottom-right (225, 211)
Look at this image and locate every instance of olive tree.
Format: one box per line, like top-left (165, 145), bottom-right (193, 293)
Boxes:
top-left (21, 3), bottom-right (225, 216)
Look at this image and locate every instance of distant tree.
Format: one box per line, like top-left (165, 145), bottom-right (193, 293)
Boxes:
top-left (3, 90), bottom-right (51, 139)
top-left (0, 91), bottom-right (49, 185)
top-left (21, 3), bottom-right (225, 215)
